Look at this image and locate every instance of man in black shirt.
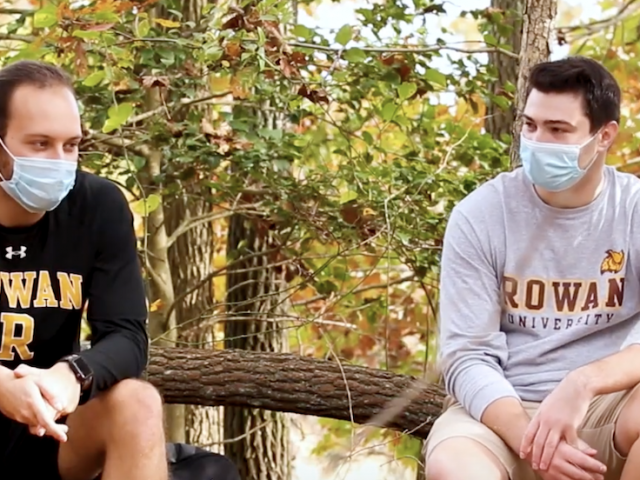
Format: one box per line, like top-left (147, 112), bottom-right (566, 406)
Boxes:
top-left (0, 61), bottom-right (168, 479)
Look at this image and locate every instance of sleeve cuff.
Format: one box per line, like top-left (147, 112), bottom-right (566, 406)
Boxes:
top-left (467, 381), bottom-right (520, 421)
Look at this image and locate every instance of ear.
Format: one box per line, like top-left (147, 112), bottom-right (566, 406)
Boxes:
top-left (598, 121), bottom-right (618, 151)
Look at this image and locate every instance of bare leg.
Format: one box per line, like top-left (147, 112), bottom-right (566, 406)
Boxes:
top-left (426, 438), bottom-right (509, 480)
top-left (619, 440), bottom-right (640, 480)
top-left (615, 387), bottom-right (640, 480)
top-left (58, 379), bottom-right (168, 480)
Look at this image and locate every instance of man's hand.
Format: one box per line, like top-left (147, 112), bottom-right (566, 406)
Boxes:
top-left (535, 439), bottom-right (606, 480)
top-left (13, 362), bottom-right (81, 420)
top-left (520, 372), bottom-right (593, 470)
top-left (0, 372), bottom-right (68, 442)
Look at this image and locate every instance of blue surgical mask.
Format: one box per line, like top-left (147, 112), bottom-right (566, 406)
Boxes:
top-left (519, 133), bottom-right (600, 192)
top-left (0, 139), bottom-right (77, 213)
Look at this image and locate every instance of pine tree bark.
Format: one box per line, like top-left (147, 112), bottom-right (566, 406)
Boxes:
top-left (509, 0), bottom-right (558, 166)
top-left (485, 0), bottom-right (522, 141)
top-left (165, 0), bottom-right (224, 452)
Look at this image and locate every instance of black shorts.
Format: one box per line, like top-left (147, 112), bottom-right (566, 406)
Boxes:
top-left (0, 413), bottom-right (61, 480)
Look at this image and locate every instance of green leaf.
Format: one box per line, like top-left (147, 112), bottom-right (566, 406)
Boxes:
top-left (72, 30), bottom-right (102, 40)
top-left (102, 102), bottom-right (134, 133)
top-left (362, 131), bottom-right (374, 145)
top-left (483, 33), bottom-right (498, 46)
top-left (137, 19), bottom-right (150, 38)
top-left (33, 4), bottom-right (58, 29)
top-left (381, 101), bottom-right (396, 122)
top-left (315, 279), bottom-right (339, 295)
top-left (343, 47), bottom-right (366, 63)
top-left (257, 128), bottom-right (283, 140)
top-left (292, 24), bottom-right (313, 40)
top-left (82, 70), bottom-right (105, 87)
top-left (397, 82), bottom-right (417, 101)
top-left (335, 25), bottom-right (353, 46)
top-left (340, 189), bottom-right (358, 204)
top-left (129, 194), bottom-right (161, 217)
top-left (424, 68), bottom-right (447, 88)
top-left (94, 11), bottom-right (120, 23)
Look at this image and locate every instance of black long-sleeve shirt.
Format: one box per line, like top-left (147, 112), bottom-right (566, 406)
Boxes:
top-left (0, 170), bottom-right (148, 403)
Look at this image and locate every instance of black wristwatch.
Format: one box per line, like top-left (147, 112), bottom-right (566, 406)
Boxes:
top-left (61, 354), bottom-right (94, 392)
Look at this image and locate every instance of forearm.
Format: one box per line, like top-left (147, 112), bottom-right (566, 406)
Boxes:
top-left (570, 344), bottom-right (640, 397)
top-left (78, 327), bottom-right (148, 402)
top-left (481, 397), bottom-right (532, 454)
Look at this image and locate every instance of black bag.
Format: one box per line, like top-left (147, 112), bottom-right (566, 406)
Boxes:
top-left (94, 443), bottom-right (240, 480)
top-left (167, 443), bottom-right (240, 480)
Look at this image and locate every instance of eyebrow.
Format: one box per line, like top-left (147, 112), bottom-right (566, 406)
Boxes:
top-left (22, 134), bottom-right (83, 141)
top-left (521, 114), bottom-right (576, 128)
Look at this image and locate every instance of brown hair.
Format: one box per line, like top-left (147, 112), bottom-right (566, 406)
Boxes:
top-left (526, 56), bottom-right (620, 133)
top-left (0, 60), bottom-right (75, 136)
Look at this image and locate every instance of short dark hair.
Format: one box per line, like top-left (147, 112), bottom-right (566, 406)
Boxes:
top-left (0, 60), bottom-right (75, 137)
top-left (526, 56), bottom-right (620, 133)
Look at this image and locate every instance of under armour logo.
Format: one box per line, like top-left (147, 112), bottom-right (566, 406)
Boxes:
top-left (5, 246), bottom-right (26, 259)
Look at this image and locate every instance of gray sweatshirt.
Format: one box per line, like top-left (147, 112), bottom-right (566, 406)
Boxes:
top-left (439, 165), bottom-right (640, 421)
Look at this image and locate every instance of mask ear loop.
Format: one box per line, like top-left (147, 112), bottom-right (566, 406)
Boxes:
top-left (579, 130), bottom-right (606, 172)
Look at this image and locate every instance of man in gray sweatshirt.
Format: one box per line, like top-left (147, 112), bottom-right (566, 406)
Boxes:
top-left (424, 56), bottom-right (640, 480)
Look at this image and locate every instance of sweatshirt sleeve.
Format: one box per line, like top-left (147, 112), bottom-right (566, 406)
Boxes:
top-left (438, 206), bottom-right (520, 421)
top-left (79, 180), bottom-right (149, 403)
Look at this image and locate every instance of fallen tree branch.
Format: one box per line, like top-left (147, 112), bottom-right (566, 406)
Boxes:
top-left (146, 347), bottom-right (445, 439)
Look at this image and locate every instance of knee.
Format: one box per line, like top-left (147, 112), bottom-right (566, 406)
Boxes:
top-left (426, 438), bottom-right (508, 480)
top-left (615, 388), bottom-right (640, 456)
top-left (103, 379), bottom-right (164, 427)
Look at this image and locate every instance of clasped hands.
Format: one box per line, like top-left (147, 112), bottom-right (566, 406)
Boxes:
top-left (519, 375), bottom-right (607, 480)
top-left (0, 362), bottom-right (81, 443)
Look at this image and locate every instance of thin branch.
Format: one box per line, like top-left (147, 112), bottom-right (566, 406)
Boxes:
top-left (84, 131), bottom-right (152, 158)
top-left (161, 245), bottom-right (287, 328)
top-left (557, 0), bottom-right (640, 34)
top-left (203, 421), bottom-right (271, 446)
top-left (127, 92), bottom-right (232, 125)
top-left (292, 273), bottom-right (416, 307)
top-left (165, 206), bottom-right (261, 248)
top-left (287, 40), bottom-right (519, 59)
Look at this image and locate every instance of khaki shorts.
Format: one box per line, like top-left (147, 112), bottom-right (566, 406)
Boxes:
top-left (423, 387), bottom-right (639, 480)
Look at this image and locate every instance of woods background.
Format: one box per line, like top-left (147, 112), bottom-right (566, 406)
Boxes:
top-left (1, 0), bottom-right (639, 479)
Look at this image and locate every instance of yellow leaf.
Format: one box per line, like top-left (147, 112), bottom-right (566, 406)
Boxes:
top-left (209, 74), bottom-right (231, 93)
top-left (149, 299), bottom-right (163, 312)
top-left (153, 18), bottom-right (181, 28)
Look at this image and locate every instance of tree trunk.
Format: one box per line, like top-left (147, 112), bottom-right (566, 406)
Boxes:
top-left (142, 82), bottom-right (185, 443)
top-left (164, 0), bottom-right (224, 453)
top-left (485, 0), bottom-right (522, 141)
top-left (147, 346), bottom-right (445, 440)
top-left (509, 0), bottom-right (558, 166)
top-left (224, 214), bottom-right (291, 480)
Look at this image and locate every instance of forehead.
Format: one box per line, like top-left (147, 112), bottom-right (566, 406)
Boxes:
top-left (523, 88), bottom-right (588, 126)
top-left (7, 84), bottom-right (81, 138)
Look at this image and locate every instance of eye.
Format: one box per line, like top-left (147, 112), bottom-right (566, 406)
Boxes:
top-left (32, 140), bottom-right (47, 149)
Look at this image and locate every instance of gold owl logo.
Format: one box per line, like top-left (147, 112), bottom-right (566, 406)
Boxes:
top-left (600, 249), bottom-right (625, 275)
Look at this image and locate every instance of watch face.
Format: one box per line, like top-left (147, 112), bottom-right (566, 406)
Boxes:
top-left (73, 356), bottom-right (93, 379)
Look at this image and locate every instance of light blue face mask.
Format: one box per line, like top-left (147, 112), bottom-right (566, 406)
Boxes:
top-left (519, 133), bottom-right (600, 192)
top-left (0, 139), bottom-right (77, 213)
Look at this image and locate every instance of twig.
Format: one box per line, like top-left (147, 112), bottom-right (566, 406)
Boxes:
top-left (288, 40), bottom-right (519, 59)
top-left (166, 206), bottom-right (261, 248)
top-left (203, 421), bottom-right (270, 445)
top-left (292, 273), bottom-right (416, 307)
